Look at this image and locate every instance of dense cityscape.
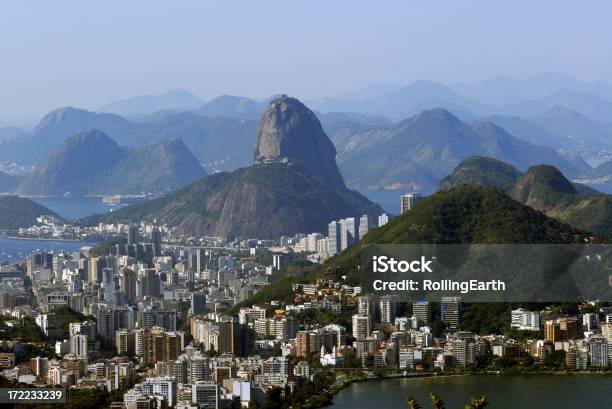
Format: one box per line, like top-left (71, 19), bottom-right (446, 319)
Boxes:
top-left (0, 188), bottom-right (611, 408)
top-left (2, 3), bottom-right (612, 408)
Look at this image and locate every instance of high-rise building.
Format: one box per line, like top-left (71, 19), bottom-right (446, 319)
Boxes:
top-left (379, 295), bottom-right (398, 323)
top-left (116, 329), bottom-right (135, 355)
top-left (30, 357), bottom-right (48, 380)
top-left (88, 257), bottom-right (105, 283)
top-left (70, 334), bottom-right (88, 359)
top-left (352, 315), bottom-right (371, 340)
top-left (192, 382), bottom-right (218, 408)
top-left (127, 224), bottom-right (139, 246)
top-left (359, 214), bottom-right (371, 239)
top-left (441, 297), bottom-right (461, 330)
top-left (191, 292), bottom-right (207, 315)
top-left (272, 254), bottom-right (284, 271)
top-left (139, 377), bottom-right (177, 407)
top-left (412, 301), bottom-right (431, 326)
top-left (328, 221), bottom-right (341, 256)
top-left (589, 335), bottom-right (609, 367)
top-left (400, 193), bottom-right (422, 214)
top-left (378, 213), bottom-right (389, 227)
top-left (511, 309), bottom-right (540, 331)
top-left (151, 228), bottom-right (162, 256)
top-left (121, 268), bottom-right (137, 304)
top-left (340, 218), bottom-right (357, 251)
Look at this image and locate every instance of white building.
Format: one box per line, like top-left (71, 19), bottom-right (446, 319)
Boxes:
top-left (511, 309), bottom-right (540, 331)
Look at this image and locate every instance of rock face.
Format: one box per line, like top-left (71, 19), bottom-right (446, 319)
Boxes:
top-left (18, 130), bottom-right (206, 195)
top-left (253, 95), bottom-right (346, 189)
top-left (82, 96), bottom-right (384, 239)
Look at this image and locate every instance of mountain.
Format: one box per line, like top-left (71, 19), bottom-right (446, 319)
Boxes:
top-left (591, 159), bottom-right (612, 179)
top-left (244, 185), bottom-right (588, 306)
top-left (82, 162), bottom-right (381, 239)
top-left (193, 95), bottom-right (266, 120)
top-left (482, 114), bottom-right (568, 148)
top-left (99, 89), bottom-right (204, 116)
top-left (254, 95), bottom-right (347, 189)
top-left (440, 157), bottom-right (612, 238)
top-left (358, 80), bottom-right (487, 121)
top-left (0, 171), bottom-right (20, 193)
top-left (307, 84), bottom-right (401, 113)
top-left (125, 112), bottom-right (258, 171)
top-left (439, 156), bottom-right (521, 192)
top-left (502, 89), bottom-right (612, 123)
top-left (309, 81), bottom-right (486, 121)
top-left (18, 130), bottom-right (206, 196)
top-left (0, 126), bottom-right (27, 141)
top-left (336, 108), bottom-right (580, 190)
top-left (0, 107), bottom-right (134, 164)
top-left (531, 105), bottom-right (612, 147)
top-left (317, 112), bottom-right (393, 150)
top-left (453, 72), bottom-right (612, 106)
top-left (0, 107), bottom-right (259, 171)
top-left (81, 96), bottom-right (382, 238)
top-left (0, 196), bottom-right (61, 230)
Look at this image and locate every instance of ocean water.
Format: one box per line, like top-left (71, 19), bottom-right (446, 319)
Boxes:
top-left (32, 196), bottom-right (124, 220)
top-left (0, 235), bottom-right (98, 263)
top-left (358, 188), bottom-right (435, 215)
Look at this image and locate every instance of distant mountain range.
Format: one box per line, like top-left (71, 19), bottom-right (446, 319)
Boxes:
top-left (453, 72), bottom-right (612, 106)
top-left (440, 156), bottom-right (612, 238)
top-left (82, 96), bottom-right (382, 239)
top-left (17, 130), bottom-right (206, 196)
top-left (335, 108), bottom-right (582, 190)
top-left (0, 107), bottom-right (259, 170)
top-left (0, 196), bottom-right (61, 230)
top-left (99, 89), bottom-right (204, 117)
top-left (0, 171), bottom-right (20, 193)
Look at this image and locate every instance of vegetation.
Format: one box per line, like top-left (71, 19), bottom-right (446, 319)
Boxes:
top-left (406, 393), bottom-right (488, 409)
top-left (81, 162), bottom-right (381, 239)
top-left (0, 316), bottom-right (45, 342)
top-left (90, 235), bottom-right (127, 256)
top-left (0, 196), bottom-right (61, 230)
top-left (439, 156), bottom-right (521, 191)
top-left (237, 185), bottom-right (590, 335)
top-left (52, 306), bottom-right (91, 340)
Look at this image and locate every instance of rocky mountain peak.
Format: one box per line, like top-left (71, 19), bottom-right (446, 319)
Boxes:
top-left (253, 95), bottom-right (346, 189)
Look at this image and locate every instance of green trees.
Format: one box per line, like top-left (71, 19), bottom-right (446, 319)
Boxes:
top-left (405, 393), bottom-right (488, 409)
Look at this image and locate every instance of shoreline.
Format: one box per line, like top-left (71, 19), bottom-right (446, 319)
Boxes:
top-left (322, 370), bottom-right (612, 408)
top-left (0, 233), bottom-right (100, 244)
top-left (3, 235), bottom-right (98, 243)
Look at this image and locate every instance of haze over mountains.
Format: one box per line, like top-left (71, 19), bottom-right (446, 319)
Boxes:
top-left (17, 130), bottom-right (206, 196)
top-left (83, 96), bottom-right (382, 239)
top-left (1, 72), bottom-right (612, 198)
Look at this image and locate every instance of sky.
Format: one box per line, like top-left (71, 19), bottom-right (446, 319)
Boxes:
top-left (1, 0), bottom-right (612, 124)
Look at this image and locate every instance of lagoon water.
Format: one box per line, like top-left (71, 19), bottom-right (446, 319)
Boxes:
top-left (331, 375), bottom-right (612, 409)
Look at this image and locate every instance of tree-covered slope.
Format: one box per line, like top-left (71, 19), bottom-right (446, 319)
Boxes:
top-left (81, 162), bottom-right (382, 239)
top-left (0, 196), bottom-right (61, 230)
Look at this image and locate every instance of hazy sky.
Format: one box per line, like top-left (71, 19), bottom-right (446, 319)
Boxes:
top-left (2, 1), bottom-right (612, 124)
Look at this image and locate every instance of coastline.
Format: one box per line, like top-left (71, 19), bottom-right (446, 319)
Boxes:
top-left (4, 235), bottom-right (98, 243)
